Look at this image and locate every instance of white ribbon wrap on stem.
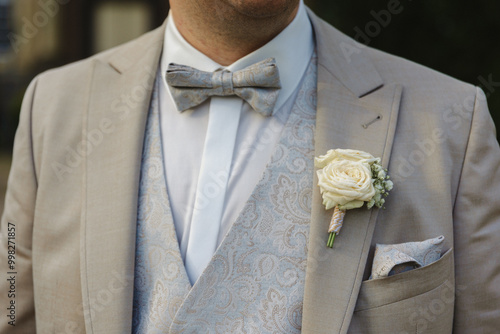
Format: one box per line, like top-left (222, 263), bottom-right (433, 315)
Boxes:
top-left (328, 206), bottom-right (346, 234)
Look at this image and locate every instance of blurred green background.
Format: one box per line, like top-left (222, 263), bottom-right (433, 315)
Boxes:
top-left (0, 0), bottom-right (499, 216)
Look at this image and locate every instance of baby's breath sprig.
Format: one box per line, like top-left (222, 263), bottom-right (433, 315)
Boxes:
top-left (367, 162), bottom-right (393, 209)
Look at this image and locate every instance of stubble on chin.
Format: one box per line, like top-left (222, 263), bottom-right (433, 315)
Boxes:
top-left (217, 0), bottom-right (300, 19)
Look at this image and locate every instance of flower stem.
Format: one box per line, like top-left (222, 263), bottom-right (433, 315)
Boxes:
top-left (327, 232), bottom-right (336, 248)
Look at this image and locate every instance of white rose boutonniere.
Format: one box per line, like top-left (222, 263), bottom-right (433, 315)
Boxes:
top-left (315, 149), bottom-right (393, 248)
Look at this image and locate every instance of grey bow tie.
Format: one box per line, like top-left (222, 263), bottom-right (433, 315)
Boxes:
top-left (166, 58), bottom-right (281, 116)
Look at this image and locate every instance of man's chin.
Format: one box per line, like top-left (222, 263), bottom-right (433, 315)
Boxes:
top-left (221, 0), bottom-right (300, 19)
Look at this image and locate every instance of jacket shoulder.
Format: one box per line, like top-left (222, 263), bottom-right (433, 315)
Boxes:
top-left (365, 46), bottom-right (475, 97)
top-left (35, 24), bottom-right (164, 83)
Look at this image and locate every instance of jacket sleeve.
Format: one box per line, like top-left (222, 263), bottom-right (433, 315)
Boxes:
top-left (453, 87), bottom-right (500, 332)
top-left (0, 77), bottom-right (39, 333)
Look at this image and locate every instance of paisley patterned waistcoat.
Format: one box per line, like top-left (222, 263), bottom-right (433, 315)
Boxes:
top-left (133, 54), bottom-right (317, 333)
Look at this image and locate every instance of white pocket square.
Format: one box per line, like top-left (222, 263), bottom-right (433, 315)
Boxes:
top-left (370, 235), bottom-right (445, 279)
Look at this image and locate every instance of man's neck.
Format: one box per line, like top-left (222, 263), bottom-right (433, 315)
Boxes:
top-left (169, 0), bottom-right (300, 66)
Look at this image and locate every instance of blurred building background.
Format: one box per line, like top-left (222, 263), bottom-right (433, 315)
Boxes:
top-left (0, 0), bottom-right (499, 215)
top-left (0, 0), bottom-right (169, 215)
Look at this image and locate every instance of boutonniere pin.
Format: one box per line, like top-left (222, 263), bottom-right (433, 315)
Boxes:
top-left (314, 149), bottom-right (393, 248)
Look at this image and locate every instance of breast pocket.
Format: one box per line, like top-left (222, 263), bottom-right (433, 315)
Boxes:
top-left (348, 249), bottom-right (454, 334)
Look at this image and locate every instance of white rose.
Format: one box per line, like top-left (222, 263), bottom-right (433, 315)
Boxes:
top-left (315, 149), bottom-right (377, 168)
top-left (317, 159), bottom-right (375, 210)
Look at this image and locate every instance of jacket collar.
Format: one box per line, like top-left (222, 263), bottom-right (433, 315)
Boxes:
top-left (80, 21), bottom-right (166, 334)
top-left (302, 9), bottom-right (401, 334)
top-left (307, 8), bottom-right (383, 97)
top-left (80, 9), bottom-right (401, 333)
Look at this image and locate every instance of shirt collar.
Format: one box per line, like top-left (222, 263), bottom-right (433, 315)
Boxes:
top-left (161, 0), bottom-right (314, 112)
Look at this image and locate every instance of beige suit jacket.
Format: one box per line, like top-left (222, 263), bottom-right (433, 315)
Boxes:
top-left (1, 9), bottom-right (500, 334)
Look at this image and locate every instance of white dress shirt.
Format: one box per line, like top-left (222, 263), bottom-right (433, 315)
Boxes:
top-left (159, 1), bottom-right (314, 265)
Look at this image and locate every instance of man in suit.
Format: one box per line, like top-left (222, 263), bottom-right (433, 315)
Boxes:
top-left (1, 0), bottom-right (499, 332)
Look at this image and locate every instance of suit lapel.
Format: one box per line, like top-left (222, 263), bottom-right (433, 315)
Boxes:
top-left (302, 11), bottom-right (402, 334)
top-left (79, 10), bottom-right (400, 333)
top-left (80, 24), bottom-right (165, 334)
